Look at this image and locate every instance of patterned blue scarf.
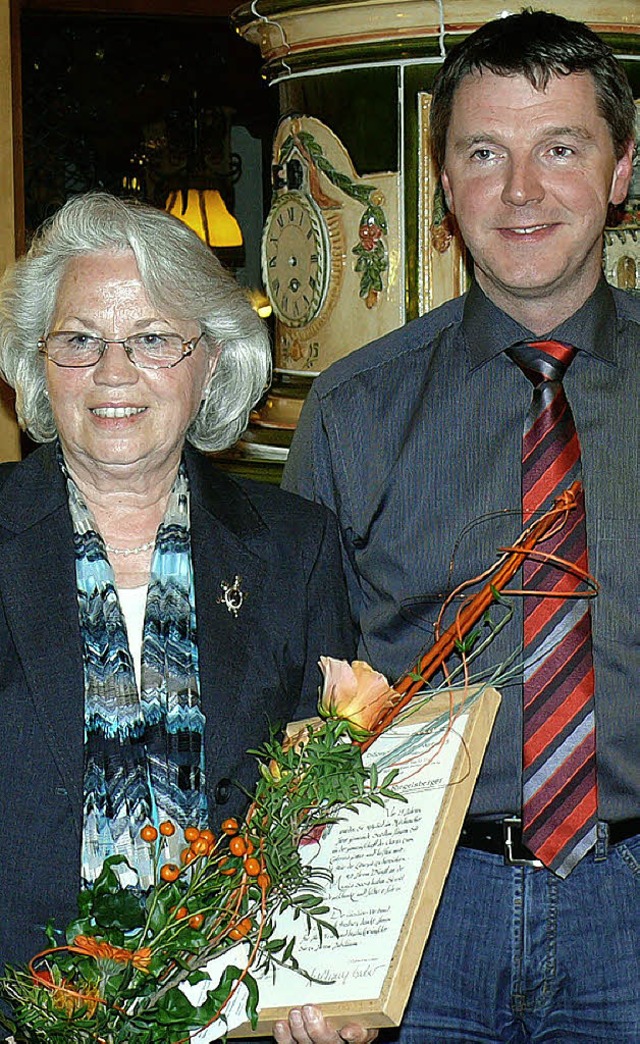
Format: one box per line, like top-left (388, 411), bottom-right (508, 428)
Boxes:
top-left (64, 459), bottom-right (208, 890)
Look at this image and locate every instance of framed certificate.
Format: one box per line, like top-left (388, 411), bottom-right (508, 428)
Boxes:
top-left (220, 684), bottom-right (501, 1036)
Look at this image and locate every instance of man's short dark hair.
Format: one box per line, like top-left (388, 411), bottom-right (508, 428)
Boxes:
top-left (430, 9), bottom-right (637, 169)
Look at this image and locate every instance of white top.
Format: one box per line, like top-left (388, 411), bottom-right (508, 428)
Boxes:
top-left (118, 584), bottom-right (148, 691)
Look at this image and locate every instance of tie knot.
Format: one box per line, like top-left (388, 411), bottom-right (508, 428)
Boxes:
top-left (507, 339), bottom-right (576, 386)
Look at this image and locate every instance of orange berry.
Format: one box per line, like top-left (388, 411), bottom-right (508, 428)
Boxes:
top-left (184, 826), bottom-right (200, 842)
top-left (199, 829), bottom-right (214, 844)
top-left (244, 857), bottom-right (261, 876)
top-left (229, 917), bottom-right (251, 941)
top-left (189, 913), bottom-right (205, 929)
top-left (175, 906), bottom-right (189, 919)
top-left (190, 837), bottom-right (209, 856)
top-left (229, 836), bottom-right (247, 857)
top-left (257, 871), bottom-right (271, 890)
top-left (160, 863), bottom-right (180, 882)
top-left (221, 818), bottom-right (239, 836)
top-left (140, 825), bottom-right (158, 843)
top-left (180, 847), bottom-right (197, 866)
top-left (159, 821), bottom-right (175, 837)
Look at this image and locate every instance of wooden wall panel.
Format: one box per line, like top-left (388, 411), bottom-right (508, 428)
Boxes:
top-left (0, 0), bottom-right (21, 462)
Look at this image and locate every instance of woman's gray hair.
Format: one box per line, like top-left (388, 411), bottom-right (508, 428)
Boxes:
top-left (0, 191), bottom-right (271, 450)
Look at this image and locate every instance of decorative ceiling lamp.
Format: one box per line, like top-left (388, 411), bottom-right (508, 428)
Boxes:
top-left (164, 96), bottom-right (244, 267)
top-left (166, 187), bottom-right (243, 249)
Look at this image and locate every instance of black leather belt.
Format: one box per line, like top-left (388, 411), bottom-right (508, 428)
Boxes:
top-left (459, 816), bottom-right (640, 868)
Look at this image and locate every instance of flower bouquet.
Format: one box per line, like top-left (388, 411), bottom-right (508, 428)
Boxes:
top-left (0, 709), bottom-right (403, 1044)
top-left (0, 709), bottom-right (405, 1044)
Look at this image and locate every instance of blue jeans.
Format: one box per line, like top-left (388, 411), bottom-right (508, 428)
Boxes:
top-left (381, 832), bottom-right (640, 1043)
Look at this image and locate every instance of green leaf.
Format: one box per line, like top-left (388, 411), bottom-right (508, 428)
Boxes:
top-left (92, 855), bottom-right (134, 898)
top-left (188, 969), bottom-right (211, 985)
top-left (370, 205), bottom-right (388, 231)
top-left (91, 889), bottom-right (145, 932)
top-left (298, 131), bottom-right (322, 157)
top-left (316, 155), bottom-right (335, 174)
top-left (244, 971), bottom-right (260, 1029)
top-left (279, 136), bottom-right (294, 161)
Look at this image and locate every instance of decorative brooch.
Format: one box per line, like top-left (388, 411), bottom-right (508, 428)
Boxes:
top-left (217, 575), bottom-right (245, 618)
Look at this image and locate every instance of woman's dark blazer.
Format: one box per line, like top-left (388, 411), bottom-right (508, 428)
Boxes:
top-left (0, 442), bottom-right (356, 969)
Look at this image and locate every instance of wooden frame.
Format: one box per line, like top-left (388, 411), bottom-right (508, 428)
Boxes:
top-left (0, 0), bottom-right (21, 462)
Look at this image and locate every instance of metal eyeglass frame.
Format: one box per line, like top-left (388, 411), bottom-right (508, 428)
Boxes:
top-left (37, 331), bottom-right (204, 370)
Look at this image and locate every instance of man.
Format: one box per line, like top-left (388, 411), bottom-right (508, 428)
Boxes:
top-left (278, 10), bottom-right (638, 1043)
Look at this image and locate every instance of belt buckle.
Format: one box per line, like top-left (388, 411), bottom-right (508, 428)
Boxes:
top-left (502, 816), bottom-right (543, 868)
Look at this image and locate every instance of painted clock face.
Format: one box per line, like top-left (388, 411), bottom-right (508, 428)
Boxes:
top-left (262, 191), bottom-right (331, 328)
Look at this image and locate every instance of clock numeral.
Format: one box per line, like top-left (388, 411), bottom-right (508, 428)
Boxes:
top-left (277, 214), bottom-right (285, 229)
top-left (309, 253), bottom-right (318, 264)
top-left (287, 206), bottom-right (295, 222)
top-left (267, 256), bottom-right (277, 268)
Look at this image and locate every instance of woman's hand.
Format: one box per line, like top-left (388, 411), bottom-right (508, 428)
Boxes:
top-left (273, 1005), bottom-right (378, 1044)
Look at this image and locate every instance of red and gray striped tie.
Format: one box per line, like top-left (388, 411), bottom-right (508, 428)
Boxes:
top-left (508, 340), bottom-right (597, 878)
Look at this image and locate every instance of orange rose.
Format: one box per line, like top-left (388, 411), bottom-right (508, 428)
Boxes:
top-left (317, 657), bottom-right (398, 741)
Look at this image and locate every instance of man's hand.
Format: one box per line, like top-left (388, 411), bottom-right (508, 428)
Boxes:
top-left (273, 1006), bottom-right (378, 1044)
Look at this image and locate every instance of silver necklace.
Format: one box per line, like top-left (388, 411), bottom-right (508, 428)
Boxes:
top-left (104, 539), bottom-right (155, 557)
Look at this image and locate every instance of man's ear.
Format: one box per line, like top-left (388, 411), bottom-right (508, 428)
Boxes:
top-left (440, 169), bottom-right (455, 214)
top-left (609, 138), bottom-right (635, 206)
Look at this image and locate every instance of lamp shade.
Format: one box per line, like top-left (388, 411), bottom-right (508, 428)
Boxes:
top-left (165, 188), bottom-right (243, 249)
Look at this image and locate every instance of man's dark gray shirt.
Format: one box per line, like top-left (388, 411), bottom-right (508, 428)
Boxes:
top-left (283, 280), bottom-right (639, 820)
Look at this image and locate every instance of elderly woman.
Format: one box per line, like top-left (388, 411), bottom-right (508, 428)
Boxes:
top-left (0, 192), bottom-right (359, 993)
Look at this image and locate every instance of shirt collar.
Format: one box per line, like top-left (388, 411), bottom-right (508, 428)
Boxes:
top-left (462, 277), bottom-right (619, 370)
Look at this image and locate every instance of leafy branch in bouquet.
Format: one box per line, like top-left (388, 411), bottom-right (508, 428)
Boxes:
top-left (246, 718), bottom-right (405, 975)
top-left (0, 720), bottom-right (404, 1044)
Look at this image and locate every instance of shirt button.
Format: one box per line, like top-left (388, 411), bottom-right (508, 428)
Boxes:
top-left (214, 777), bottom-right (231, 805)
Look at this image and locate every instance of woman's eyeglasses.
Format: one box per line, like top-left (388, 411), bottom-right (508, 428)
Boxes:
top-left (38, 331), bottom-right (203, 369)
